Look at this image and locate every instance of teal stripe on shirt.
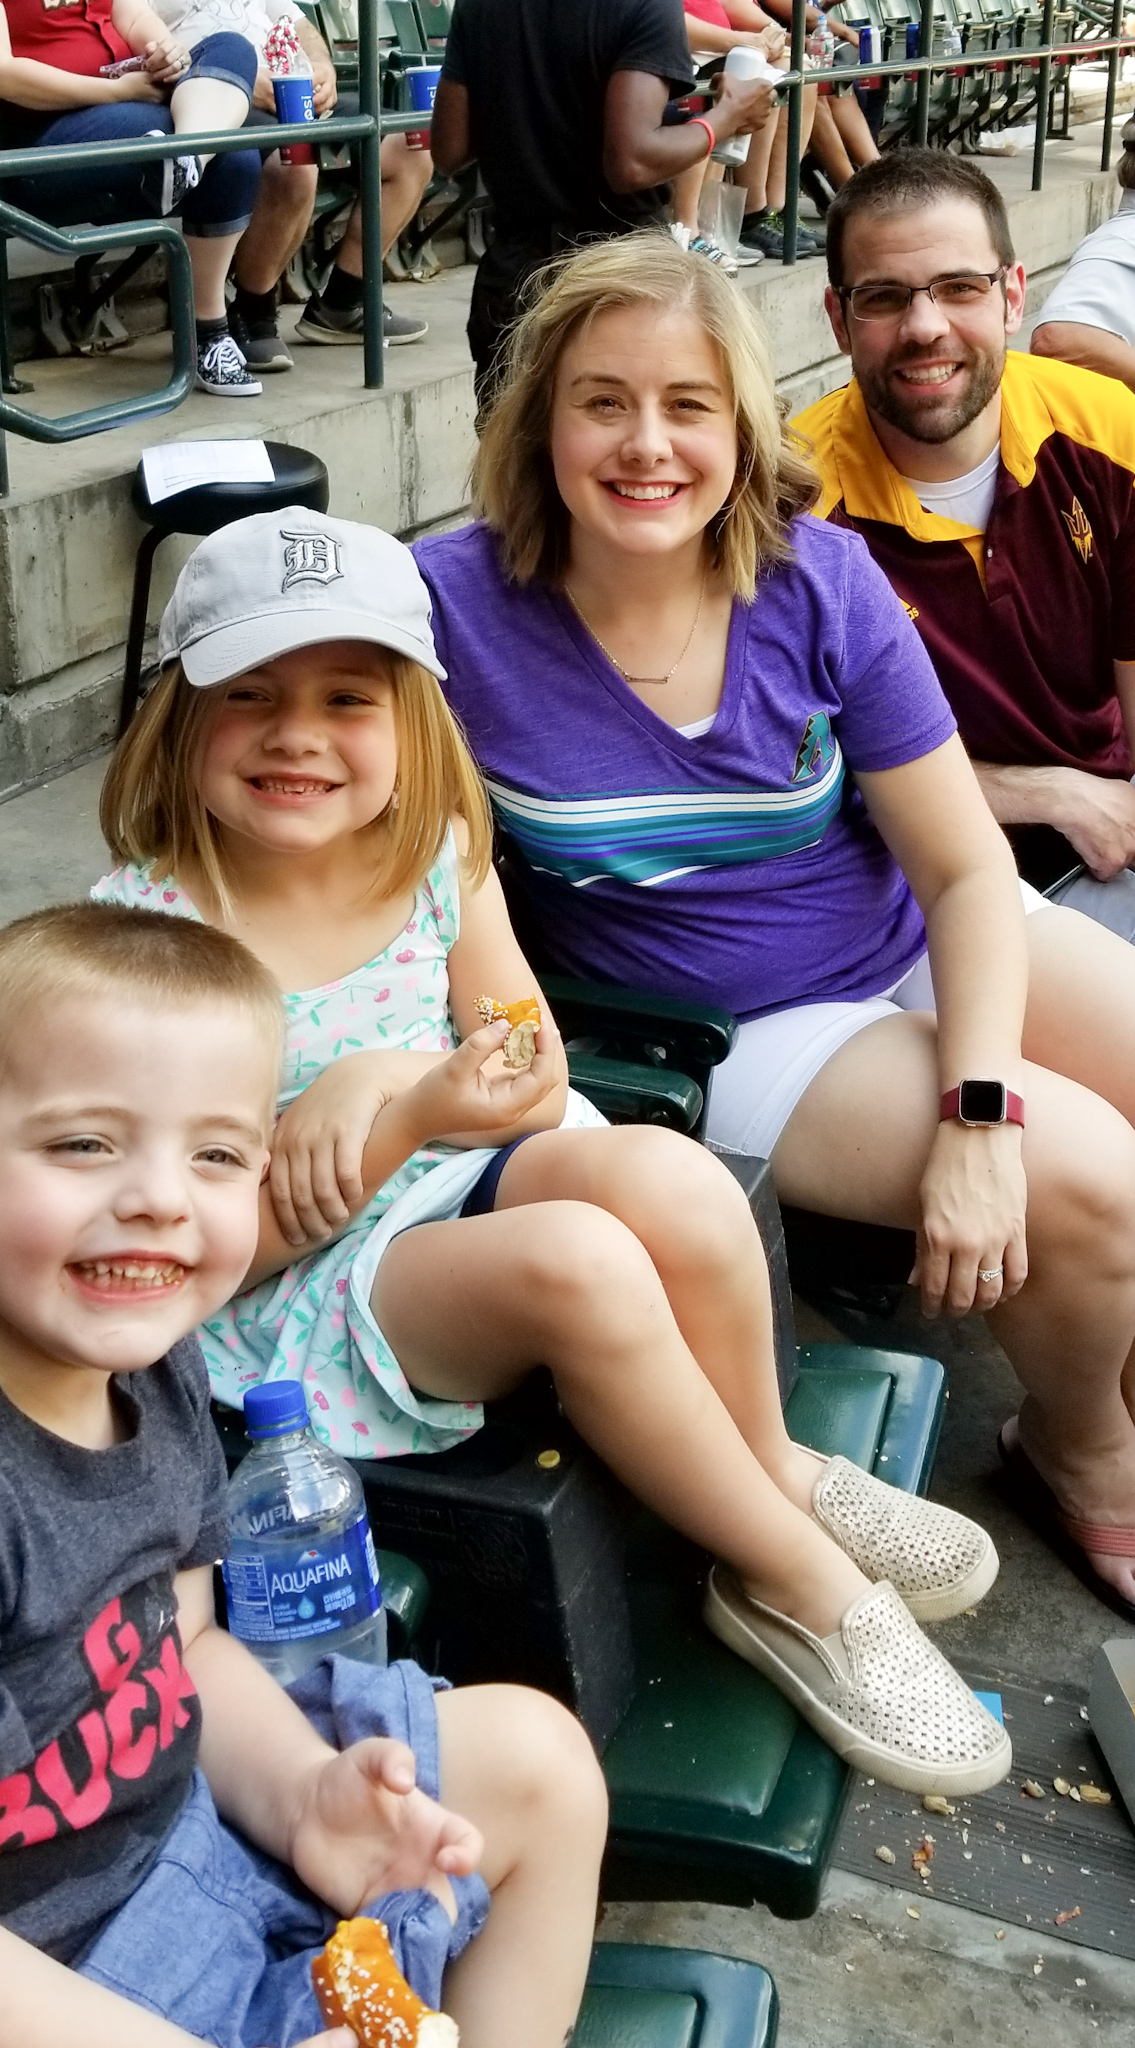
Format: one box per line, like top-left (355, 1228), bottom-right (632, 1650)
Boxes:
top-left (486, 747), bottom-right (846, 888)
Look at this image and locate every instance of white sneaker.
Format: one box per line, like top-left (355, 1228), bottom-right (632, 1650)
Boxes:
top-left (809, 1453), bottom-right (999, 1622)
top-left (143, 142), bottom-right (201, 217)
top-left (669, 221), bottom-right (691, 251)
top-left (704, 1569), bottom-right (1012, 1795)
top-left (196, 331), bottom-right (262, 398)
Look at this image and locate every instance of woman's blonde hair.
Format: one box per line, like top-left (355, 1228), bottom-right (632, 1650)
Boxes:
top-left (100, 652), bottom-right (494, 915)
top-left (473, 229), bottom-right (819, 602)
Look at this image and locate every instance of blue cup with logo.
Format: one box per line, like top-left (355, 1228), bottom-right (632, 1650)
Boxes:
top-left (273, 70), bottom-right (315, 165)
top-left (905, 20), bottom-right (922, 56)
top-left (406, 62), bottom-right (441, 149)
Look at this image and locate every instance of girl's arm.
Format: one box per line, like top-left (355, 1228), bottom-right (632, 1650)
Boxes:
top-left (684, 16), bottom-right (784, 57)
top-left (177, 1568), bottom-right (481, 1913)
top-left (855, 732), bottom-right (1030, 1319)
top-left (0, 1926), bottom-right (348, 2048)
top-left (445, 833), bottom-right (570, 1132)
top-left (0, 1), bottom-right (163, 109)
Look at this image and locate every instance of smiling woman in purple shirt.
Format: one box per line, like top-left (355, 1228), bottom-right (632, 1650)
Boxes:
top-left (415, 229), bottom-right (1135, 1622)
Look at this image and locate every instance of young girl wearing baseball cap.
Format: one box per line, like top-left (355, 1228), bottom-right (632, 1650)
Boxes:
top-left (95, 506), bottom-right (1009, 1804)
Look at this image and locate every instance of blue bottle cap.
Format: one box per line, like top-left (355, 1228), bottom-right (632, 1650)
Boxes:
top-left (244, 1381), bottom-right (310, 1440)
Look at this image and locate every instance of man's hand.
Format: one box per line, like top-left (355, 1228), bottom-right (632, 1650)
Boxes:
top-left (289, 1737), bottom-right (483, 1917)
top-left (1048, 767), bottom-right (1135, 879)
top-left (253, 63), bottom-right (277, 112)
top-left (712, 71), bottom-right (776, 136)
top-left (311, 55), bottom-right (337, 114)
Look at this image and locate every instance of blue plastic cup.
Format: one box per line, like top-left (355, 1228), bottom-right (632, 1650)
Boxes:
top-left (905, 21), bottom-right (921, 56)
top-left (406, 63), bottom-right (441, 149)
top-left (273, 72), bottom-right (315, 164)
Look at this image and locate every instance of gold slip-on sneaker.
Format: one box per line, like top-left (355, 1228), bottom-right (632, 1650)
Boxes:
top-left (703, 1567), bottom-right (1012, 1796)
top-left (808, 1453), bottom-right (999, 1623)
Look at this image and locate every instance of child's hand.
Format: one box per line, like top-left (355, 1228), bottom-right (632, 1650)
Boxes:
top-left (289, 1736), bottom-right (483, 1918)
top-left (270, 1053), bottom-right (403, 1245)
top-left (408, 1018), bottom-right (558, 1143)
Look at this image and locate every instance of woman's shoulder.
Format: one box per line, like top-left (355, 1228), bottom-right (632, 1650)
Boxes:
top-left (91, 863), bottom-right (203, 921)
top-left (412, 518), bottom-right (506, 594)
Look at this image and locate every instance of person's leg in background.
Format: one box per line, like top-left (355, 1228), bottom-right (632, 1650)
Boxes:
top-left (738, 85), bottom-right (822, 258)
top-left (297, 130), bottom-right (432, 345)
top-left (466, 237), bottom-right (548, 420)
top-left (229, 107), bottom-right (319, 372)
top-left (809, 90), bottom-right (879, 190)
top-left (150, 32), bottom-right (259, 213)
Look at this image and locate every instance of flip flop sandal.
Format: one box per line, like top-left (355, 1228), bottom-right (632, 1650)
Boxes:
top-left (703, 1566), bottom-right (1012, 1796)
top-left (997, 1415), bottom-right (1135, 1625)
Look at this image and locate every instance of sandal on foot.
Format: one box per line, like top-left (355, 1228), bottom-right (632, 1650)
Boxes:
top-left (808, 1452), bottom-right (999, 1623)
top-left (997, 1415), bottom-right (1135, 1624)
top-left (703, 1566), bottom-right (1012, 1795)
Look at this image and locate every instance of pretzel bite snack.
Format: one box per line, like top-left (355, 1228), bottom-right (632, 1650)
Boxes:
top-left (312, 1917), bottom-right (458, 2047)
top-left (473, 993), bottom-right (541, 1069)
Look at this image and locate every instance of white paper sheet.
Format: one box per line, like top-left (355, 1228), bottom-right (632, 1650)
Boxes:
top-left (142, 439), bottom-right (274, 504)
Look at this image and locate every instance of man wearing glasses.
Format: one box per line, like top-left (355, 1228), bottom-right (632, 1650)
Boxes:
top-left (795, 148), bottom-right (1135, 939)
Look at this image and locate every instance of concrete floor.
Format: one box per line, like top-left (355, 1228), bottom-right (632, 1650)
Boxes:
top-left (5, 758), bottom-right (1135, 2045)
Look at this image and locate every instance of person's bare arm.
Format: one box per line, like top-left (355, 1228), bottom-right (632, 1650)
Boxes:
top-left (603, 67), bottom-right (774, 191)
top-left (683, 17), bottom-right (783, 58)
top-left (296, 15), bottom-right (336, 114)
top-left (0, 0), bottom-right (162, 108)
top-left (1032, 319), bottom-right (1135, 395)
top-left (430, 76), bottom-right (472, 174)
top-left (972, 756), bottom-right (1135, 881)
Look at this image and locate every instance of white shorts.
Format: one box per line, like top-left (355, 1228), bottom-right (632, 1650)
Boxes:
top-left (704, 882), bottom-right (1048, 1161)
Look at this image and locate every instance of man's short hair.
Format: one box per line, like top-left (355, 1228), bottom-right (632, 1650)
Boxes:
top-left (0, 901), bottom-right (285, 1082)
top-left (826, 148), bottom-right (1016, 291)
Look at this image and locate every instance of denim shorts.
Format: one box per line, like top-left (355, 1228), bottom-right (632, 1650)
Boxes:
top-left (78, 1657), bottom-right (489, 2048)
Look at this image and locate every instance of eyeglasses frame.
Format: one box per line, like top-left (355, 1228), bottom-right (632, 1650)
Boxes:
top-left (838, 267), bottom-right (1009, 323)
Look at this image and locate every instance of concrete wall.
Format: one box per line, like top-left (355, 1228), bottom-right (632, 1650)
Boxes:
top-left (0, 164), bottom-right (1116, 800)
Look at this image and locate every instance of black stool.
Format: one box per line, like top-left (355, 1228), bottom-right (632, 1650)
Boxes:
top-left (119, 440), bottom-right (330, 737)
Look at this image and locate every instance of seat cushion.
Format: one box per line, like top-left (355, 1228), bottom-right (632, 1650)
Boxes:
top-left (578, 1945), bottom-right (778, 2048)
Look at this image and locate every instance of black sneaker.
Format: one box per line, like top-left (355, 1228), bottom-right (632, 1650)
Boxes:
top-left (739, 209), bottom-right (824, 261)
top-left (296, 292), bottom-right (428, 346)
top-left (195, 330), bottom-right (263, 398)
top-left (143, 145), bottom-right (201, 218)
top-left (229, 301), bottom-right (294, 372)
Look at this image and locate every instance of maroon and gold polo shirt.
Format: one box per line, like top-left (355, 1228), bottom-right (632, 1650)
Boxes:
top-left (794, 352), bottom-right (1135, 784)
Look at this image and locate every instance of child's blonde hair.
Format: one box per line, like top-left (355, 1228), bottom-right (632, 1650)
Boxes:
top-left (0, 901), bottom-right (285, 1085)
top-left (473, 230), bottom-right (820, 602)
top-left (100, 652), bottom-right (494, 915)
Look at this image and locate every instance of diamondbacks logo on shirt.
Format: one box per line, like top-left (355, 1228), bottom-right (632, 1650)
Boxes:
top-left (1061, 497), bottom-right (1093, 565)
top-left (791, 711), bottom-right (836, 784)
top-left (281, 529), bottom-right (344, 590)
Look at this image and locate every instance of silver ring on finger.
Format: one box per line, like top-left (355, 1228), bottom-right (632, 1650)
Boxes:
top-left (977, 1265), bottom-right (1004, 1283)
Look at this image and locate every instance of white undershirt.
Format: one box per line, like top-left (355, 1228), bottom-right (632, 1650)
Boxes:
top-left (901, 441), bottom-right (1002, 533)
top-left (677, 713), bottom-right (716, 738)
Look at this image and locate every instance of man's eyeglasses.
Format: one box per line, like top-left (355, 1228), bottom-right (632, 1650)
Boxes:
top-left (839, 269), bottom-right (1007, 323)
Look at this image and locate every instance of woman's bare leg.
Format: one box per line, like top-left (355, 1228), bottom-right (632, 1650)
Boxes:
top-left (773, 1005), bottom-right (1135, 1602)
top-left (373, 1195), bottom-right (869, 1633)
top-left (436, 1686), bottom-right (606, 2048)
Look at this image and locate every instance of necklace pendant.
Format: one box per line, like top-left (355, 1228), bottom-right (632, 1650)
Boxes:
top-left (625, 674), bottom-right (671, 687)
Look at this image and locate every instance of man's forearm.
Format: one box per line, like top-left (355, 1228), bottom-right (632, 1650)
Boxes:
top-left (1032, 321), bottom-right (1135, 397)
top-left (971, 759), bottom-right (1076, 829)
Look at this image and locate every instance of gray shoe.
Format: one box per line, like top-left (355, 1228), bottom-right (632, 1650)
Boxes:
top-left (228, 303), bottom-right (294, 372)
top-left (296, 292), bottom-right (428, 346)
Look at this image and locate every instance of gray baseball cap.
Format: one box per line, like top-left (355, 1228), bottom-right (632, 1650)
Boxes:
top-left (157, 507), bottom-right (447, 686)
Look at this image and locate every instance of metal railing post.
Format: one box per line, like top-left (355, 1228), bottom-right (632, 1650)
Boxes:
top-left (1031, 0), bottom-right (1056, 190)
top-left (358, 0), bottom-right (384, 388)
top-left (915, 0), bottom-right (935, 145)
top-left (1103, 0), bottom-right (1125, 169)
top-left (782, 0), bottom-right (806, 264)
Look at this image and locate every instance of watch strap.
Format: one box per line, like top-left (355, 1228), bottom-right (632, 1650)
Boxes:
top-left (940, 1083), bottom-right (1025, 1128)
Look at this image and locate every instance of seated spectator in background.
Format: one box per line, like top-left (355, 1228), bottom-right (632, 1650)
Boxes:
top-left (795, 149), bottom-right (1135, 940)
top-left (0, 0), bottom-right (263, 394)
top-left (672, 0), bottom-right (784, 271)
top-left (151, 0), bottom-right (430, 364)
top-left (429, 0), bottom-right (774, 405)
top-left (1032, 117), bottom-right (1135, 395)
top-left (414, 230), bottom-right (1135, 1624)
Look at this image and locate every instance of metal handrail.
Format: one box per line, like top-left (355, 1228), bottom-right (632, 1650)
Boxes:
top-left (777, 0), bottom-right (1135, 260)
top-left (0, 0), bottom-right (397, 486)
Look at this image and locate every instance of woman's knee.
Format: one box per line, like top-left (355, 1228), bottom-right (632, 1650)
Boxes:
top-left (186, 30), bottom-right (259, 97)
top-left (1028, 1099), bottom-right (1135, 1276)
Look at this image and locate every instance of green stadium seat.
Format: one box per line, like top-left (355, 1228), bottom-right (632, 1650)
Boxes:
top-left (578, 1945), bottom-right (778, 2048)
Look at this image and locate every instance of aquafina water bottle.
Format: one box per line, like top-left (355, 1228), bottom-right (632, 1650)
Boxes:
top-left (222, 1382), bottom-right (387, 1683)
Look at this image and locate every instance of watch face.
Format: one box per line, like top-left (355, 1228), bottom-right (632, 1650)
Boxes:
top-left (958, 1079), bottom-right (1006, 1124)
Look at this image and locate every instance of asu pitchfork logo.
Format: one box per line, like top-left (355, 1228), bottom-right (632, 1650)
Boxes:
top-left (1061, 497), bottom-right (1094, 565)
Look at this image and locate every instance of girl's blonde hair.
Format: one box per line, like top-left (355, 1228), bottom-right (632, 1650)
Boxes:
top-left (473, 229), bottom-right (820, 602)
top-left (100, 652), bottom-right (494, 914)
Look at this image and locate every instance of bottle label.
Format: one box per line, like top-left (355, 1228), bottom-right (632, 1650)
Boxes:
top-left (223, 1508), bottom-right (382, 1644)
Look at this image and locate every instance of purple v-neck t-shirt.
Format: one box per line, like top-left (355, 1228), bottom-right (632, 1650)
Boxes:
top-left (413, 517), bottom-right (956, 1022)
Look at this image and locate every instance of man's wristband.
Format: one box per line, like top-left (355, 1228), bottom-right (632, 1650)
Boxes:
top-left (686, 115), bottom-right (716, 159)
top-left (940, 1081), bottom-right (1025, 1129)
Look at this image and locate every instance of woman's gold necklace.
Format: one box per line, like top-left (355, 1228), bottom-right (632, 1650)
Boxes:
top-left (564, 568), bottom-right (707, 686)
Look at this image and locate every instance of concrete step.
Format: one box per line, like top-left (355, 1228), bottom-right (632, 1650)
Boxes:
top-left (0, 131), bottom-right (1119, 799)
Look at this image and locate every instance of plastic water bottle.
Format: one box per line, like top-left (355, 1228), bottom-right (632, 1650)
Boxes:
top-left (222, 1382), bottom-right (387, 1683)
top-left (806, 19), bottom-right (836, 68)
top-left (942, 25), bottom-right (964, 57)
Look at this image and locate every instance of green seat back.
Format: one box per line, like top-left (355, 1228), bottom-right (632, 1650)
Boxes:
top-left (603, 1344), bottom-right (945, 1915)
top-left (578, 1945), bottom-right (778, 2048)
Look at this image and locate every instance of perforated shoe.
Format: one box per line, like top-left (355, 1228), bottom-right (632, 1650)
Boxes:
top-left (810, 1454), bottom-right (999, 1623)
top-left (704, 1569), bottom-right (1012, 1795)
top-left (195, 331), bottom-right (262, 399)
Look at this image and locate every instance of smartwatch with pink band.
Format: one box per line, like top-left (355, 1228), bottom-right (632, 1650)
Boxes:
top-left (940, 1081), bottom-right (1025, 1129)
